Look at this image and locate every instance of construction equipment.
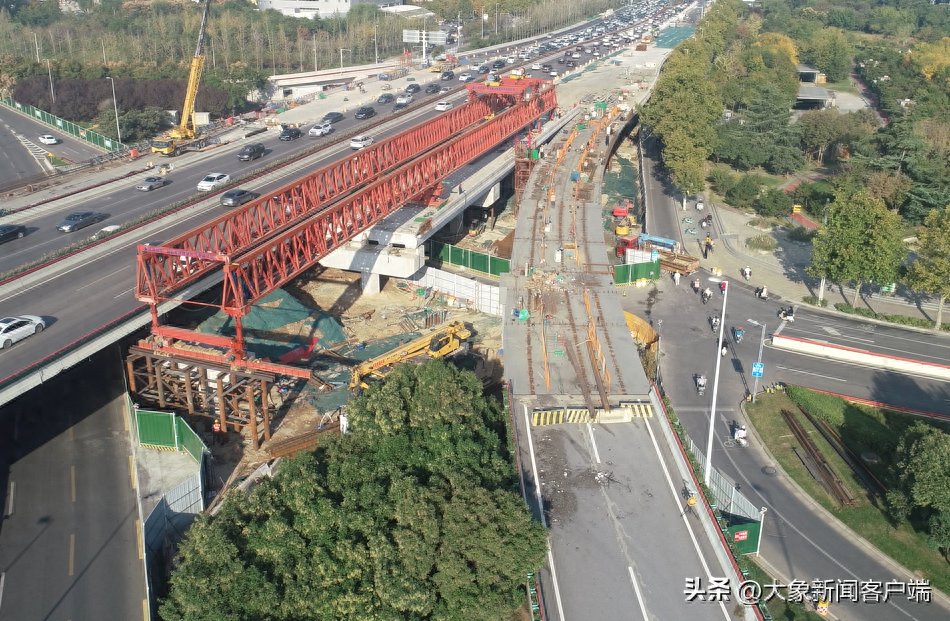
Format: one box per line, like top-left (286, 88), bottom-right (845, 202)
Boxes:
top-left (150, 0), bottom-right (212, 156)
top-left (348, 322), bottom-right (472, 391)
top-left (428, 54), bottom-right (459, 73)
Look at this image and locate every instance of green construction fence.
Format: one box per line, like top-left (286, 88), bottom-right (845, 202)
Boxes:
top-left (614, 260), bottom-right (660, 285)
top-left (134, 408), bottom-right (207, 464)
top-left (428, 241), bottom-right (511, 277)
top-left (0, 97), bottom-right (122, 151)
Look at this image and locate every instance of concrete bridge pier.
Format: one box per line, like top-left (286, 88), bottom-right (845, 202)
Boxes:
top-left (360, 269), bottom-right (382, 295)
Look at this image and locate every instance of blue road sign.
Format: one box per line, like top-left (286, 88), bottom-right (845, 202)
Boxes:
top-left (752, 362), bottom-right (764, 378)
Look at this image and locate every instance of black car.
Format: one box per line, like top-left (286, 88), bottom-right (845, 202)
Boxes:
top-left (566, 60), bottom-right (577, 67)
top-left (491, 59), bottom-right (506, 69)
top-left (424, 83), bottom-right (441, 94)
top-left (219, 189), bottom-right (261, 207)
top-left (0, 224), bottom-right (26, 244)
top-left (440, 70), bottom-right (455, 81)
top-left (542, 64), bottom-right (553, 72)
top-left (279, 127), bottom-right (302, 141)
top-left (405, 83), bottom-right (422, 93)
top-left (557, 57), bottom-right (566, 64)
top-left (393, 102), bottom-right (409, 112)
top-left (354, 106), bottom-right (376, 120)
top-left (237, 142), bottom-right (266, 161)
top-left (377, 93), bottom-right (395, 104)
top-left (57, 212), bottom-right (106, 233)
top-left (477, 64), bottom-right (490, 74)
top-left (322, 111), bottom-right (344, 124)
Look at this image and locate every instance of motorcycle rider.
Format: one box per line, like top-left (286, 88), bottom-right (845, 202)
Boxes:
top-left (702, 288), bottom-right (712, 304)
top-left (755, 286), bottom-right (768, 300)
top-left (741, 266), bottom-right (752, 281)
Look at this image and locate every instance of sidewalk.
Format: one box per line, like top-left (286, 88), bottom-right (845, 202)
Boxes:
top-left (698, 202), bottom-right (943, 325)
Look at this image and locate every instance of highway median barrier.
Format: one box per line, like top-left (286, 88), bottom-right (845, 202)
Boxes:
top-left (771, 334), bottom-right (950, 381)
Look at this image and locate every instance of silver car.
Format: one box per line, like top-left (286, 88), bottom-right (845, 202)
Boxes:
top-left (136, 176), bottom-right (168, 191)
top-left (0, 315), bottom-right (46, 349)
top-left (57, 211), bottom-right (107, 233)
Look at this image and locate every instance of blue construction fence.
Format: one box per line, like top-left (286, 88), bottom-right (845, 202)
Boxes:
top-left (0, 96), bottom-right (121, 151)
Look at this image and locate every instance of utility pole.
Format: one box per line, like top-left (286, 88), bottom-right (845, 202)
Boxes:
top-left (374, 23), bottom-right (379, 65)
top-left (704, 279), bottom-right (728, 487)
top-left (106, 76), bottom-right (121, 144)
top-left (816, 201), bottom-right (830, 305)
top-left (44, 59), bottom-right (55, 104)
top-left (33, 32), bottom-right (40, 63)
top-left (495, 4), bottom-right (499, 35)
top-left (313, 34), bottom-right (318, 71)
top-left (747, 319), bottom-right (767, 404)
top-left (338, 48), bottom-right (350, 73)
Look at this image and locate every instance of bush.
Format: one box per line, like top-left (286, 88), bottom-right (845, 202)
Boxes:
top-left (833, 303), bottom-right (950, 332)
top-left (788, 226), bottom-right (816, 243)
top-left (709, 168), bottom-right (736, 195)
top-left (754, 188), bottom-right (793, 216)
top-left (748, 216), bottom-right (774, 229)
top-left (746, 234), bottom-right (778, 251)
top-left (725, 174), bottom-right (763, 210)
top-left (802, 295), bottom-right (828, 307)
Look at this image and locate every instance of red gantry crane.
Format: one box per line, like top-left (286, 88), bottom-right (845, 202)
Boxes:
top-left (135, 78), bottom-right (556, 373)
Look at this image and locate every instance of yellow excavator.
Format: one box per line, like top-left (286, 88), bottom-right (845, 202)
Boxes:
top-left (150, 0), bottom-right (212, 156)
top-left (349, 322), bottom-right (473, 391)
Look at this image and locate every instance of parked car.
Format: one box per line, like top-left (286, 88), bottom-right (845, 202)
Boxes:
top-left (0, 315), bottom-right (46, 350)
top-left (308, 121), bottom-right (333, 137)
top-left (237, 142), bottom-right (266, 161)
top-left (377, 93), bottom-right (395, 104)
top-left (434, 101), bottom-right (453, 111)
top-left (354, 106), bottom-right (376, 120)
top-left (197, 173), bottom-right (231, 191)
top-left (136, 176), bottom-right (168, 191)
top-left (396, 94), bottom-right (413, 105)
top-left (425, 82), bottom-right (441, 94)
top-left (220, 188), bottom-right (261, 207)
top-left (405, 83), bottom-right (422, 94)
top-left (440, 70), bottom-right (455, 81)
top-left (0, 224), bottom-right (27, 244)
top-left (279, 126), bottom-right (302, 141)
top-left (38, 134), bottom-right (59, 145)
top-left (350, 135), bottom-right (374, 149)
top-left (57, 211), bottom-right (106, 233)
top-left (322, 111), bottom-right (344, 124)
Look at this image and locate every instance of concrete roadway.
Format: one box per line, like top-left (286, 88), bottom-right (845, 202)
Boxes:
top-left (0, 112), bottom-right (46, 184)
top-left (0, 106), bottom-right (105, 174)
top-left (0, 345), bottom-right (144, 621)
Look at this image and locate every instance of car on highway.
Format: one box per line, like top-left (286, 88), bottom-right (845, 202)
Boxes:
top-left (434, 101), bottom-right (453, 111)
top-left (530, 63), bottom-right (542, 70)
top-left (405, 83), bottom-right (422, 94)
top-left (354, 106), bottom-right (377, 119)
top-left (395, 94), bottom-right (413, 105)
top-left (440, 70), bottom-right (455, 81)
top-left (56, 211), bottom-right (107, 233)
top-left (491, 59), bottom-right (506, 69)
top-left (377, 93), bottom-right (395, 104)
top-left (237, 142), bottom-right (266, 161)
top-left (439, 86), bottom-right (451, 93)
top-left (279, 126), bottom-right (302, 141)
top-left (350, 135), bottom-right (374, 149)
top-left (425, 82), bottom-right (441, 94)
top-left (542, 63), bottom-right (553, 72)
top-left (393, 102), bottom-right (409, 112)
top-left (322, 111), bottom-right (344, 124)
top-left (0, 315), bottom-right (46, 350)
top-left (136, 176), bottom-right (168, 191)
top-left (566, 60), bottom-right (577, 67)
top-left (197, 173), bottom-right (231, 191)
top-left (477, 64), bottom-right (490, 74)
top-left (38, 134), bottom-right (60, 145)
top-left (308, 121), bottom-right (333, 137)
top-left (0, 224), bottom-right (27, 244)
top-left (458, 72), bottom-right (473, 82)
top-left (219, 188), bottom-right (260, 207)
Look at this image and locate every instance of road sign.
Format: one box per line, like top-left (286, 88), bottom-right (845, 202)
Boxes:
top-left (733, 530), bottom-right (748, 542)
top-left (751, 362), bottom-right (764, 378)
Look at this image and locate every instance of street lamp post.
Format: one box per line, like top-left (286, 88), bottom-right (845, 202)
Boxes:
top-left (374, 24), bottom-right (379, 65)
top-left (704, 279), bottom-right (728, 487)
top-left (338, 48), bottom-right (351, 73)
top-left (106, 76), bottom-right (121, 144)
top-left (495, 4), bottom-right (499, 35)
top-left (44, 59), bottom-right (55, 104)
top-left (747, 319), bottom-right (767, 403)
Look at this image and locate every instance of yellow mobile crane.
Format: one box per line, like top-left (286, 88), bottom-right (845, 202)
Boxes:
top-left (349, 322), bottom-right (473, 391)
top-left (151, 0), bottom-right (213, 156)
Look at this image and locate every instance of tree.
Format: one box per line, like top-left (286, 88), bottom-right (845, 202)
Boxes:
top-left (804, 28), bottom-right (854, 82)
top-left (928, 512), bottom-right (950, 560)
top-left (800, 109), bottom-right (843, 163)
top-left (725, 174), bottom-right (762, 210)
top-left (160, 361), bottom-right (547, 621)
top-left (754, 188), bottom-right (792, 216)
top-left (808, 192), bottom-right (906, 306)
top-left (905, 207), bottom-right (950, 329)
top-left (896, 422), bottom-right (950, 517)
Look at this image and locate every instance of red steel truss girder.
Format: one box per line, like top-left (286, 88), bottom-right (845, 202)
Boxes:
top-left (218, 85), bottom-right (556, 316)
top-left (135, 98), bottom-right (502, 303)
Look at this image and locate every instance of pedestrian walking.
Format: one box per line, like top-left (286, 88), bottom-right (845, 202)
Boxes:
top-left (673, 272), bottom-right (681, 286)
top-left (339, 410), bottom-right (349, 434)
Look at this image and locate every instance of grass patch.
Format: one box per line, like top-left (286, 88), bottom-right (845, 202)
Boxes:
top-left (786, 225), bottom-right (816, 243)
top-left (745, 560), bottom-right (826, 621)
top-left (745, 234), bottom-right (778, 252)
top-left (801, 295), bottom-right (828, 307)
top-left (834, 303), bottom-right (949, 332)
top-left (747, 216), bottom-right (775, 229)
top-left (746, 390), bottom-right (950, 594)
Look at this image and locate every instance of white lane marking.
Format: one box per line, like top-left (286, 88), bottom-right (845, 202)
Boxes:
top-left (75, 265), bottom-right (129, 291)
top-left (115, 286), bottom-right (136, 299)
top-left (820, 326), bottom-right (842, 336)
top-left (769, 345), bottom-right (950, 384)
top-left (0, 571), bottom-right (5, 612)
top-left (775, 366), bottom-right (847, 382)
top-left (627, 566), bottom-right (650, 621)
top-left (643, 417), bottom-right (730, 620)
top-left (586, 422), bottom-right (601, 464)
top-left (523, 405), bottom-right (565, 621)
top-left (4, 481), bottom-right (13, 517)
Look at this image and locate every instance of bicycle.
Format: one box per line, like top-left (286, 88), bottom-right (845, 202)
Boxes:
top-left (684, 228), bottom-right (698, 236)
top-left (681, 217), bottom-right (693, 224)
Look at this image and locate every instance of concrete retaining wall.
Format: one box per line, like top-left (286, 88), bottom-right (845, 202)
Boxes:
top-left (771, 334), bottom-right (950, 380)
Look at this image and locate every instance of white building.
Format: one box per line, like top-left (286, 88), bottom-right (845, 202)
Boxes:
top-left (256, 0), bottom-right (403, 19)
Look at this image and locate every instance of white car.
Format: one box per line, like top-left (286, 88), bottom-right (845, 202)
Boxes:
top-left (0, 315), bottom-right (46, 349)
top-left (396, 94), bottom-right (413, 105)
top-left (197, 173), bottom-right (231, 191)
top-left (434, 101), bottom-right (453, 111)
top-left (308, 121), bottom-right (333, 137)
top-left (530, 63), bottom-right (543, 70)
top-left (457, 72), bottom-right (473, 82)
top-left (350, 135), bottom-right (374, 149)
top-left (38, 134), bottom-right (59, 145)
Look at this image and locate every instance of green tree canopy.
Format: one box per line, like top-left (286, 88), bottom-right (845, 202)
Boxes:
top-left (159, 361), bottom-right (547, 621)
top-left (905, 206), bottom-right (950, 329)
top-left (897, 422), bottom-right (950, 517)
top-left (808, 191), bottom-right (906, 306)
